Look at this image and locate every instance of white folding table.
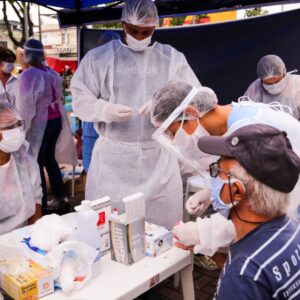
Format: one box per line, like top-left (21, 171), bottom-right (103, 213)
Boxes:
top-left (0, 215), bottom-right (195, 300)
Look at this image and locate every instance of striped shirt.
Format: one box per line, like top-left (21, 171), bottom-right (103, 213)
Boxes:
top-left (216, 216), bottom-right (300, 300)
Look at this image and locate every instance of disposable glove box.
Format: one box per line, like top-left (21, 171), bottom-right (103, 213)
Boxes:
top-left (0, 259), bottom-right (54, 300)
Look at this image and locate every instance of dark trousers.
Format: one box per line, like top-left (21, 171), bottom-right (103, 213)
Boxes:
top-left (38, 117), bottom-right (65, 208)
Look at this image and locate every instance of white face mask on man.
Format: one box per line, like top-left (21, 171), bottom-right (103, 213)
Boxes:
top-left (0, 127), bottom-right (25, 153)
top-left (262, 76), bottom-right (287, 95)
top-left (125, 32), bottom-right (152, 52)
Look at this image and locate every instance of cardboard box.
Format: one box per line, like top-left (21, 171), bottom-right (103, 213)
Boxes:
top-left (0, 259), bottom-right (54, 300)
top-left (145, 223), bottom-right (173, 257)
top-left (109, 215), bottom-right (145, 266)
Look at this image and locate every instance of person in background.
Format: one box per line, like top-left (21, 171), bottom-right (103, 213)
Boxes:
top-left (0, 47), bottom-right (17, 105)
top-left (150, 79), bottom-right (300, 256)
top-left (15, 39), bottom-right (77, 213)
top-left (16, 47), bottom-right (29, 71)
top-left (175, 124), bottom-right (300, 299)
top-left (0, 102), bottom-right (42, 234)
top-left (244, 54), bottom-right (300, 120)
top-left (82, 31), bottom-right (120, 172)
top-left (71, 0), bottom-right (200, 227)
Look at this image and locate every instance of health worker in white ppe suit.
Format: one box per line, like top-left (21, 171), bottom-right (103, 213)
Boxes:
top-left (0, 47), bottom-right (17, 105)
top-left (70, 0), bottom-right (200, 227)
top-left (151, 79), bottom-right (300, 256)
top-left (245, 54), bottom-right (300, 120)
top-left (15, 39), bottom-right (77, 211)
top-left (0, 102), bottom-right (43, 234)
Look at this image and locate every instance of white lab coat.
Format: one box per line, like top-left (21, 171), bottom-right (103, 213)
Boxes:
top-left (0, 74), bottom-right (17, 105)
top-left (0, 143), bottom-right (42, 234)
top-left (71, 40), bottom-right (201, 227)
top-left (244, 74), bottom-right (300, 120)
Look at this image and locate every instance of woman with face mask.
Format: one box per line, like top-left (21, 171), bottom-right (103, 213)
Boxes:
top-left (0, 102), bottom-right (43, 234)
top-left (0, 47), bottom-right (17, 105)
top-left (244, 54), bottom-right (300, 120)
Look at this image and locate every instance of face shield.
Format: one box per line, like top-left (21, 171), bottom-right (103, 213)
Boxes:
top-left (151, 87), bottom-right (218, 175)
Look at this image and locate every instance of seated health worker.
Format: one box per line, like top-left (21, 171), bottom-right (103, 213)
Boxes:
top-left (244, 54), bottom-right (300, 120)
top-left (0, 102), bottom-right (43, 234)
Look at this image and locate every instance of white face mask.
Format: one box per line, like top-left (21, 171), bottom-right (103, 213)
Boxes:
top-left (2, 62), bottom-right (14, 74)
top-left (263, 76), bottom-right (286, 95)
top-left (172, 117), bottom-right (210, 160)
top-left (0, 127), bottom-right (25, 153)
top-left (126, 33), bottom-right (152, 52)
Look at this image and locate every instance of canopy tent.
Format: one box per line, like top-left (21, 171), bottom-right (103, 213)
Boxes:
top-left (18, 0), bottom-right (300, 27)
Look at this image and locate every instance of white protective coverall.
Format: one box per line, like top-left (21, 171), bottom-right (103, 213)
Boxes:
top-left (15, 66), bottom-right (77, 165)
top-left (0, 144), bottom-right (43, 234)
top-left (244, 74), bottom-right (300, 120)
top-left (193, 100), bottom-right (300, 256)
top-left (0, 74), bottom-right (17, 105)
top-left (71, 39), bottom-right (200, 227)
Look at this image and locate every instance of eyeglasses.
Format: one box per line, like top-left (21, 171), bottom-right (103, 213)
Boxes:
top-left (0, 120), bottom-right (25, 131)
top-left (209, 162), bottom-right (232, 178)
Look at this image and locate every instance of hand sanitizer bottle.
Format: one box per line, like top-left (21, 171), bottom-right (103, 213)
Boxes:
top-left (75, 200), bottom-right (101, 277)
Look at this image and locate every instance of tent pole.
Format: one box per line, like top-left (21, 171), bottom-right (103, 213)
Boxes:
top-left (24, 2), bottom-right (29, 40)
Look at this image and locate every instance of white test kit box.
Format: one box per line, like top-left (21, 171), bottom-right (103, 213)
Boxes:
top-left (91, 197), bottom-right (111, 255)
top-left (145, 222), bottom-right (173, 257)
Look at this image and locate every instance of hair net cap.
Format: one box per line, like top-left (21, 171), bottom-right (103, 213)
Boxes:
top-left (257, 54), bottom-right (286, 80)
top-left (121, 0), bottom-right (159, 27)
top-left (0, 102), bottom-right (21, 129)
top-left (151, 80), bottom-right (218, 126)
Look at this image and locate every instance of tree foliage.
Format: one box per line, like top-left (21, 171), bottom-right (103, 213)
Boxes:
top-left (2, 0), bottom-right (34, 47)
top-left (244, 7), bottom-right (268, 18)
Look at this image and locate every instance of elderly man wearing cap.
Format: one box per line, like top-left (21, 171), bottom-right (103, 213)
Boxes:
top-left (71, 0), bottom-right (200, 227)
top-left (175, 124), bottom-right (300, 299)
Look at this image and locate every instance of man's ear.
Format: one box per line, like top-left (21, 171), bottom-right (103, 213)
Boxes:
top-left (183, 106), bottom-right (200, 118)
top-left (232, 180), bottom-right (246, 202)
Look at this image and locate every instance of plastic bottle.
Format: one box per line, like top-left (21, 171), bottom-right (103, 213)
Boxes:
top-left (75, 200), bottom-right (101, 277)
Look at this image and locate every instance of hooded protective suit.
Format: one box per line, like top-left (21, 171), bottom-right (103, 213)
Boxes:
top-left (15, 66), bottom-right (77, 166)
top-left (71, 39), bottom-right (200, 227)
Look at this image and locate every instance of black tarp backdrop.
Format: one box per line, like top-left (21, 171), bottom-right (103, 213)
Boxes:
top-left (80, 8), bottom-right (300, 104)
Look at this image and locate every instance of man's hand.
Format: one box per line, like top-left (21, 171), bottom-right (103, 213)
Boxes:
top-left (27, 204), bottom-right (42, 225)
top-left (139, 100), bottom-right (151, 116)
top-left (186, 186), bottom-right (211, 216)
top-left (173, 221), bottom-right (200, 250)
top-left (103, 102), bottom-right (133, 123)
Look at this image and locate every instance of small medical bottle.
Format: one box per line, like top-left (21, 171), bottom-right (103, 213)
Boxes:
top-left (113, 208), bottom-right (118, 215)
top-left (75, 200), bottom-right (101, 277)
